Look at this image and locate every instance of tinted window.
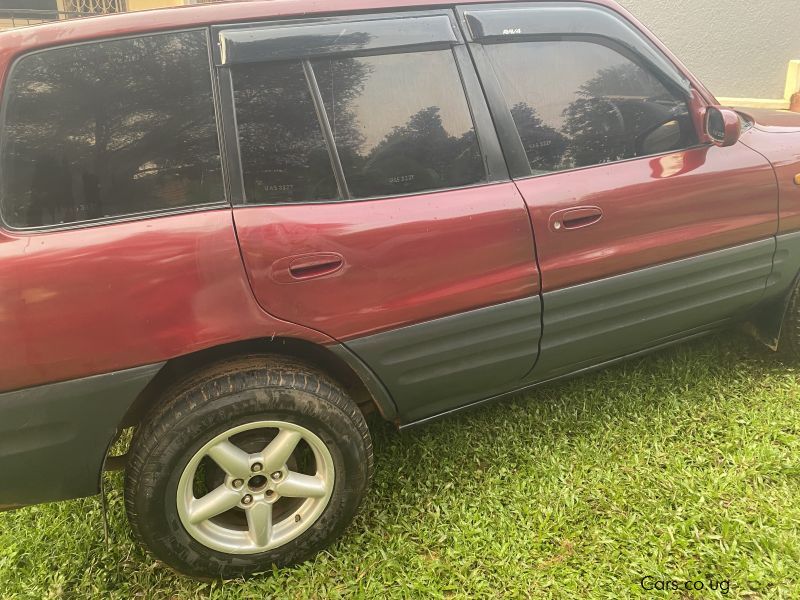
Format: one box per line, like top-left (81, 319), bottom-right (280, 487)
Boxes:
top-left (1, 31), bottom-right (222, 228)
top-left (233, 61), bottom-right (338, 204)
top-left (313, 50), bottom-right (484, 198)
top-left (231, 49), bottom-right (485, 204)
top-left (484, 41), bottom-right (697, 174)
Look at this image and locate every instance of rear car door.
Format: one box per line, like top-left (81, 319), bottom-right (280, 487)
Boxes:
top-left (214, 11), bottom-right (542, 422)
top-left (459, 2), bottom-right (779, 381)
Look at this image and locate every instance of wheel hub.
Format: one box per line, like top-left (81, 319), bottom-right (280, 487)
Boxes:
top-left (247, 474), bottom-right (268, 492)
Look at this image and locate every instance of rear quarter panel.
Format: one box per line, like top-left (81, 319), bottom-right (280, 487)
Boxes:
top-left (0, 210), bottom-right (331, 392)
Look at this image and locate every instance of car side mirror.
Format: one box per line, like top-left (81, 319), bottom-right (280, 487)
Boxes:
top-left (706, 107), bottom-right (741, 147)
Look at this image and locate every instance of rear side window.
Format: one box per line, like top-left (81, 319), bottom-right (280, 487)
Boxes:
top-left (232, 49), bottom-right (485, 204)
top-left (484, 40), bottom-right (697, 174)
top-left (232, 61), bottom-right (338, 204)
top-left (313, 51), bottom-right (483, 199)
top-left (1, 31), bottom-right (223, 229)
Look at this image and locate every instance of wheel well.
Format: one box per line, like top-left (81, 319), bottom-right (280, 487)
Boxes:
top-left (120, 338), bottom-right (391, 430)
top-left (745, 273), bottom-right (800, 352)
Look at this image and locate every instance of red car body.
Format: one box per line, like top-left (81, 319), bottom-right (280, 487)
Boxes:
top-left (1, 0), bottom-right (800, 509)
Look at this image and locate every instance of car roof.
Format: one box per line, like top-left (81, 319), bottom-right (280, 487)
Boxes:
top-left (0, 0), bottom-right (623, 52)
top-left (0, 0), bottom-right (713, 106)
top-left (0, 0), bottom-right (614, 83)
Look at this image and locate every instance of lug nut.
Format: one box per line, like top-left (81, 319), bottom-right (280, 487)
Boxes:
top-left (251, 462), bottom-right (263, 472)
top-left (232, 478), bottom-right (244, 488)
top-left (270, 470), bottom-right (282, 481)
top-left (242, 494), bottom-right (253, 505)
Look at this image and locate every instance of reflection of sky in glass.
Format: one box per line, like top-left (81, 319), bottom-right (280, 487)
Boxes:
top-left (486, 41), bottom-right (626, 129)
top-left (317, 51), bottom-right (472, 151)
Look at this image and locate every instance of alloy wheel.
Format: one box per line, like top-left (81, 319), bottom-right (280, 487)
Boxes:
top-left (176, 420), bottom-right (335, 554)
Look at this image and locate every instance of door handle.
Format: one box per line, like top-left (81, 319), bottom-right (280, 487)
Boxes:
top-left (271, 253), bottom-right (345, 283)
top-left (549, 206), bottom-right (603, 231)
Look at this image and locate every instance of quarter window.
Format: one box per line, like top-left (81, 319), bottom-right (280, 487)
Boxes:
top-left (1, 31), bottom-right (223, 228)
top-left (232, 49), bottom-right (485, 204)
top-left (484, 41), bottom-right (697, 174)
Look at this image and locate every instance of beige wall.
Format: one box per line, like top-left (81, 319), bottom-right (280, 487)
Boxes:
top-left (619, 0), bottom-right (800, 99)
top-left (127, 0), bottom-right (184, 10)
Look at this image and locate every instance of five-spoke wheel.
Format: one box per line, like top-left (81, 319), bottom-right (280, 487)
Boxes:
top-left (176, 421), bottom-right (334, 553)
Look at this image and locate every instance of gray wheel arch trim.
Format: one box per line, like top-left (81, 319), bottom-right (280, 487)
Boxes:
top-left (747, 230), bottom-right (800, 349)
top-left (342, 297), bottom-right (542, 424)
top-left (0, 362), bottom-right (164, 508)
top-left (328, 344), bottom-right (398, 421)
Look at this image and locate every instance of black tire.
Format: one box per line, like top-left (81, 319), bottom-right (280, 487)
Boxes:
top-left (124, 355), bottom-right (373, 579)
top-left (779, 282), bottom-right (800, 359)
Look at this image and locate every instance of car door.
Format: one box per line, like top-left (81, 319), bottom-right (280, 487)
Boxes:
top-left (459, 2), bottom-right (779, 381)
top-left (214, 11), bottom-right (542, 423)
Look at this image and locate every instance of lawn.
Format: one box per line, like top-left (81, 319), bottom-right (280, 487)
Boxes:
top-left (1, 331), bottom-right (799, 599)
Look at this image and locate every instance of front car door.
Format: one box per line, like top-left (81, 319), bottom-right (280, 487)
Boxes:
top-left (459, 2), bottom-right (779, 381)
top-left (213, 11), bottom-right (542, 423)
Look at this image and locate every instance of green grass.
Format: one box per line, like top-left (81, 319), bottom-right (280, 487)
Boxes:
top-left (2, 331), bottom-right (800, 599)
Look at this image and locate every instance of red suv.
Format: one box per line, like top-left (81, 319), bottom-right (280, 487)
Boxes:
top-left (2, 0), bottom-right (800, 579)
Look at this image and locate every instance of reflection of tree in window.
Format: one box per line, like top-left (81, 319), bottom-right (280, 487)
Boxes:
top-left (579, 62), bottom-right (664, 97)
top-left (364, 106), bottom-right (482, 196)
top-left (1, 31), bottom-right (223, 227)
top-left (509, 103), bottom-right (567, 172)
top-left (233, 50), bottom-right (484, 204)
top-left (562, 95), bottom-right (630, 167)
top-left (314, 51), bottom-right (484, 199)
top-left (562, 62), bottom-right (691, 168)
top-left (484, 40), bottom-right (694, 174)
top-left (233, 59), bottom-right (366, 203)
